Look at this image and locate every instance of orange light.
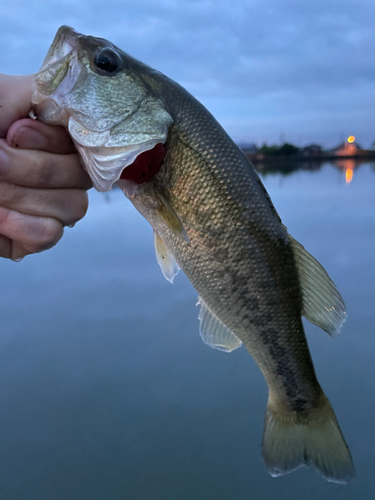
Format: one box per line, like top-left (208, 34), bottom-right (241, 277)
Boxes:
top-left (345, 168), bottom-right (353, 183)
top-left (347, 135), bottom-right (355, 143)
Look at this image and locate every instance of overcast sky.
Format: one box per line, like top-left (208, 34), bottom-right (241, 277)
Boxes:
top-left (1, 0), bottom-right (374, 147)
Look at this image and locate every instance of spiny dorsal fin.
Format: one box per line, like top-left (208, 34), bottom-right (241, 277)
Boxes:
top-left (154, 230), bottom-right (180, 284)
top-left (288, 233), bottom-right (347, 337)
top-left (197, 297), bottom-right (242, 352)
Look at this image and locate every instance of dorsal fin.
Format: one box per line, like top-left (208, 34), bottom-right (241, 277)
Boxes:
top-left (197, 297), bottom-right (242, 352)
top-left (288, 233), bottom-right (347, 337)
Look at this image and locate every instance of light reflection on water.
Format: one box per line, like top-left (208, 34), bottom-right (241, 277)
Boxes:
top-left (0, 162), bottom-right (374, 499)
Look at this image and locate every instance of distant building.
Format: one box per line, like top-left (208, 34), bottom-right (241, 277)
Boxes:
top-left (239, 143), bottom-right (258, 154)
top-left (301, 144), bottom-right (323, 157)
top-left (331, 141), bottom-right (362, 156)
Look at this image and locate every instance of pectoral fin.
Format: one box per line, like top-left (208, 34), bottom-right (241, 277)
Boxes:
top-left (154, 230), bottom-right (180, 284)
top-left (154, 189), bottom-right (189, 243)
top-left (197, 297), bottom-right (242, 352)
top-left (288, 233), bottom-right (347, 337)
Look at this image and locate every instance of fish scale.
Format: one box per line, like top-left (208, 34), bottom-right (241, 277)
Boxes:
top-left (136, 120), bottom-right (321, 412)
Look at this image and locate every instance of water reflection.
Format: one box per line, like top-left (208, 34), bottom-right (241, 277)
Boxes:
top-left (255, 158), bottom-right (374, 184)
top-left (335, 159), bottom-right (359, 184)
top-left (0, 165), bottom-right (374, 499)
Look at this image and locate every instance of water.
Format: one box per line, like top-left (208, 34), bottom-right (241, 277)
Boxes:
top-left (0, 162), bottom-right (373, 499)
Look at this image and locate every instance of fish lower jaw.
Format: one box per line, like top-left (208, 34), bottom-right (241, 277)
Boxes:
top-left (30, 99), bottom-right (69, 126)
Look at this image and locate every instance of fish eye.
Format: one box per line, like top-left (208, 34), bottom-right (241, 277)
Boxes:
top-left (93, 49), bottom-right (120, 75)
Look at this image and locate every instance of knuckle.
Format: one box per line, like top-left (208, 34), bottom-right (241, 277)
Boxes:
top-left (33, 218), bottom-right (63, 251)
top-left (0, 234), bottom-right (11, 259)
top-left (0, 182), bottom-right (25, 206)
top-left (33, 158), bottom-right (54, 187)
top-left (0, 183), bottom-right (10, 202)
top-left (65, 190), bottom-right (89, 225)
top-left (74, 191), bottom-right (89, 221)
top-left (0, 206), bottom-right (11, 226)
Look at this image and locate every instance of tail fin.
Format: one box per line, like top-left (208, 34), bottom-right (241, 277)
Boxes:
top-left (262, 396), bottom-right (354, 483)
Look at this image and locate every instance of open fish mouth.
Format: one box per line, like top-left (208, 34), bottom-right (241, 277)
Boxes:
top-left (32, 26), bottom-right (173, 192)
top-left (72, 130), bottom-right (167, 193)
top-left (39, 26), bottom-right (78, 71)
top-left (67, 115), bottom-right (168, 192)
top-left (31, 27), bottom-right (81, 126)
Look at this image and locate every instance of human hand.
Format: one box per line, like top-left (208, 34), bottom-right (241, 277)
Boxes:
top-left (0, 74), bottom-right (91, 261)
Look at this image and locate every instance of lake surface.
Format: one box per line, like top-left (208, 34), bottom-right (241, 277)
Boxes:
top-left (0, 161), bottom-right (373, 499)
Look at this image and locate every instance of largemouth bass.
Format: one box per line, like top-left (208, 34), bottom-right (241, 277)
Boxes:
top-left (31, 26), bottom-right (354, 483)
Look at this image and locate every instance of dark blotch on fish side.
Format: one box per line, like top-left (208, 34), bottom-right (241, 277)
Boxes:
top-left (263, 327), bottom-right (310, 415)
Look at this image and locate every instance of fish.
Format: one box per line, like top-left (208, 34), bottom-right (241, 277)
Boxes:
top-left (31, 26), bottom-right (354, 483)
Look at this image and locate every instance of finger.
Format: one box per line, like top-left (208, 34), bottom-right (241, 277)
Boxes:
top-left (9, 241), bottom-right (32, 261)
top-left (0, 182), bottom-right (89, 226)
top-left (0, 234), bottom-right (12, 259)
top-left (0, 206), bottom-right (63, 254)
top-left (0, 74), bottom-right (33, 138)
top-left (0, 236), bottom-right (31, 261)
top-left (7, 119), bottom-right (76, 154)
top-left (0, 139), bottom-right (92, 189)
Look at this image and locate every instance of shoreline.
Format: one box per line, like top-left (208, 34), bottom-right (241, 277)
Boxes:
top-left (244, 151), bottom-right (375, 164)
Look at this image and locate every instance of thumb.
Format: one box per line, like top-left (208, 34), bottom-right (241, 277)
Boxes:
top-left (0, 74), bottom-right (33, 138)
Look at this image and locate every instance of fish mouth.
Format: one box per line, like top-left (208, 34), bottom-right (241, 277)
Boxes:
top-left (66, 115), bottom-right (167, 192)
top-left (32, 26), bottom-right (172, 193)
top-left (31, 26), bottom-right (81, 125)
top-left (71, 133), bottom-right (167, 192)
top-left (119, 142), bottom-right (166, 184)
top-left (40, 26), bottom-right (79, 71)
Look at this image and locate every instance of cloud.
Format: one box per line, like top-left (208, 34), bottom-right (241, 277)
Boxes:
top-left (0, 0), bottom-right (374, 146)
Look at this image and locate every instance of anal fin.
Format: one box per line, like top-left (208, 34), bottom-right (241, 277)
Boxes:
top-left (197, 297), bottom-right (242, 352)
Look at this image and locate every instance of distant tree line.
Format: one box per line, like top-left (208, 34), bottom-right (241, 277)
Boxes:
top-left (258, 143), bottom-right (300, 156)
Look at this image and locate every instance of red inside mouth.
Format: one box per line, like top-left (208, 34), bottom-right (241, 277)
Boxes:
top-left (120, 143), bottom-right (166, 184)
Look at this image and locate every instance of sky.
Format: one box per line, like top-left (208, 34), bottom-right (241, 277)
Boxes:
top-left (1, 0), bottom-right (375, 148)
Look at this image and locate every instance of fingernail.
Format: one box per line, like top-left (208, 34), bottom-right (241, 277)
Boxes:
top-left (10, 126), bottom-right (48, 150)
top-left (0, 149), bottom-right (10, 175)
top-left (12, 257), bottom-right (24, 263)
